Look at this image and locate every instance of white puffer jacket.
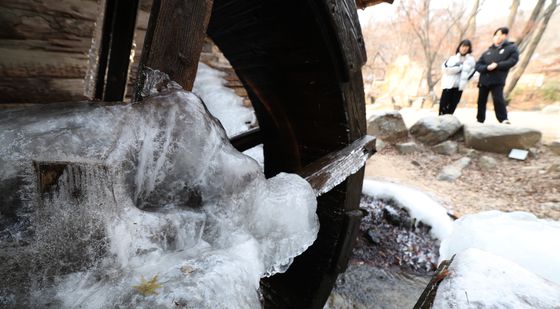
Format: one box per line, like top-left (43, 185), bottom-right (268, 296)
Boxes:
top-left (441, 53), bottom-right (476, 91)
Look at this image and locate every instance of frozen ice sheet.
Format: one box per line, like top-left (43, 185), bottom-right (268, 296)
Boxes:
top-left (0, 89), bottom-right (318, 308)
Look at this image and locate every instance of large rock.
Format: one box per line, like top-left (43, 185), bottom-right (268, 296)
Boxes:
top-left (464, 124), bottom-right (542, 154)
top-left (325, 264), bottom-right (429, 309)
top-left (478, 155), bottom-right (498, 170)
top-left (433, 141), bottom-right (458, 155)
top-left (547, 140), bottom-right (560, 156)
top-left (367, 111), bottom-right (409, 143)
top-left (409, 115), bottom-right (462, 145)
top-left (542, 102), bottom-right (560, 114)
top-left (437, 157), bottom-right (471, 181)
top-left (396, 142), bottom-right (422, 154)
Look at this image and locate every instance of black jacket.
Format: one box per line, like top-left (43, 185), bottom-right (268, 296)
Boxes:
top-left (475, 40), bottom-right (519, 86)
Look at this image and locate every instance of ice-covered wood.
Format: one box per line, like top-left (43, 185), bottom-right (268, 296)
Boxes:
top-left (134, 0), bottom-right (213, 99)
top-left (230, 128), bottom-right (263, 152)
top-left (300, 135), bottom-right (376, 197)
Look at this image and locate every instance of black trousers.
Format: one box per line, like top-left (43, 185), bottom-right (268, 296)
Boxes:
top-left (439, 88), bottom-right (463, 115)
top-left (476, 84), bottom-right (508, 123)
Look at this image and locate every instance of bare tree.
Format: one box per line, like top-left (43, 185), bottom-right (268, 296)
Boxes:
top-left (507, 0), bottom-right (520, 30)
top-left (505, 0), bottom-right (558, 98)
top-left (463, 0), bottom-right (481, 39)
top-left (398, 0), bottom-right (464, 101)
top-left (515, 0), bottom-right (546, 52)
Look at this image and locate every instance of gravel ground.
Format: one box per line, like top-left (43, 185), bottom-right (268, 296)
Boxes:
top-left (327, 143), bottom-right (560, 308)
top-left (365, 143), bottom-right (560, 221)
top-left (352, 196), bottom-right (439, 274)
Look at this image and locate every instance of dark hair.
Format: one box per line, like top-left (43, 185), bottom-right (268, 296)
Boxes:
top-left (455, 39), bottom-right (472, 54)
top-left (494, 27), bottom-right (509, 36)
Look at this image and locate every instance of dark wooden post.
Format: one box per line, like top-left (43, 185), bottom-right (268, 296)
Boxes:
top-left (134, 0), bottom-right (214, 100)
top-left (94, 0), bottom-right (140, 101)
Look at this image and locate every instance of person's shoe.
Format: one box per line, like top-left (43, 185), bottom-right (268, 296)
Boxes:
top-left (502, 120), bottom-right (511, 124)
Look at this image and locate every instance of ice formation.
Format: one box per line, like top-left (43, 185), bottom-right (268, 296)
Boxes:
top-left (439, 210), bottom-right (560, 285)
top-left (192, 62), bottom-right (256, 137)
top-left (433, 248), bottom-right (560, 309)
top-left (0, 89), bottom-right (318, 308)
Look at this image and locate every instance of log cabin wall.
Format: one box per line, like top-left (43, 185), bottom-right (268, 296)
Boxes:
top-left (0, 0), bottom-right (99, 104)
top-left (0, 0), bottom-right (249, 106)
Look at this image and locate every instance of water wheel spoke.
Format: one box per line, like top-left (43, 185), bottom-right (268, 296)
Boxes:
top-left (299, 135), bottom-right (376, 197)
top-left (230, 127), bottom-right (263, 152)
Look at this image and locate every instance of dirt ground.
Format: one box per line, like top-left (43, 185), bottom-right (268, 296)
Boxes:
top-left (364, 144), bottom-right (560, 221)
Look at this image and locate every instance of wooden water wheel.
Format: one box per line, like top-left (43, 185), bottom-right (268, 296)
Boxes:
top-left (0, 0), bottom-right (390, 307)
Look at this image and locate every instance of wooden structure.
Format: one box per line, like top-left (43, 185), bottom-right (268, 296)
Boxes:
top-left (0, 0), bottom-right (386, 307)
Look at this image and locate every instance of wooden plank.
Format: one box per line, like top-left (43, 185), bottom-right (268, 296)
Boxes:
top-left (0, 78), bottom-right (87, 104)
top-left (0, 47), bottom-right (88, 78)
top-left (0, 0), bottom-right (98, 103)
top-left (355, 0), bottom-right (394, 9)
top-left (93, 0), bottom-right (140, 101)
top-left (230, 127), bottom-right (263, 152)
top-left (134, 0), bottom-right (213, 99)
top-left (0, 0), bottom-right (98, 21)
top-left (332, 209), bottom-right (364, 272)
top-left (313, 0), bottom-right (367, 82)
top-left (299, 135), bottom-right (375, 196)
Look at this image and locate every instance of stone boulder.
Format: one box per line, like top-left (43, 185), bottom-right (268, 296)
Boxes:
top-left (547, 140), bottom-right (560, 156)
top-left (464, 124), bottom-right (542, 154)
top-left (396, 142), bottom-right (422, 154)
top-left (433, 141), bottom-right (458, 155)
top-left (367, 111), bottom-right (409, 143)
top-left (437, 157), bottom-right (471, 181)
top-left (478, 155), bottom-right (498, 170)
top-left (542, 102), bottom-right (560, 114)
top-left (409, 115), bottom-right (462, 145)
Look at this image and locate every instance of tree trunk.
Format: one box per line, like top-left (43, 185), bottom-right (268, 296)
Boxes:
top-left (515, 0), bottom-right (545, 50)
top-left (507, 0), bottom-right (520, 30)
top-left (505, 0), bottom-right (557, 99)
top-left (464, 0), bottom-right (479, 39)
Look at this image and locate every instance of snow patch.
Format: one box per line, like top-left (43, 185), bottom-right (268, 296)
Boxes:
top-left (192, 62), bottom-right (256, 137)
top-left (362, 179), bottom-right (453, 240)
top-left (439, 210), bottom-right (560, 285)
top-left (433, 248), bottom-right (560, 309)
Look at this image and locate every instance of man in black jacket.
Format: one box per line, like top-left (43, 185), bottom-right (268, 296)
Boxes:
top-left (475, 27), bottom-right (519, 124)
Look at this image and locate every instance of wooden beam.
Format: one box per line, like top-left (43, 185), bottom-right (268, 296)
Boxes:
top-left (230, 127), bottom-right (263, 152)
top-left (413, 256), bottom-right (455, 309)
top-left (134, 0), bottom-right (213, 100)
top-left (355, 0), bottom-right (394, 10)
top-left (94, 0), bottom-right (140, 101)
top-left (298, 135), bottom-right (376, 196)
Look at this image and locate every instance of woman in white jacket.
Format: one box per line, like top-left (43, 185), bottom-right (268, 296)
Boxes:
top-left (439, 39), bottom-right (476, 115)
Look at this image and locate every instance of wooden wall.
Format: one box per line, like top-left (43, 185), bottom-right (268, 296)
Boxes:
top-left (0, 0), bottom-right (248, 105)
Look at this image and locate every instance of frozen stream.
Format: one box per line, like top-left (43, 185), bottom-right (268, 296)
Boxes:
top-left (0, 87), bottom-right (319, 307)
